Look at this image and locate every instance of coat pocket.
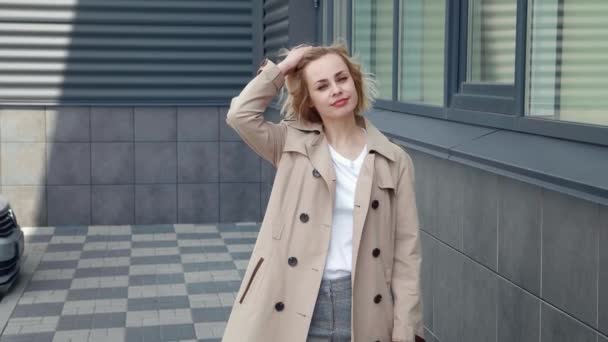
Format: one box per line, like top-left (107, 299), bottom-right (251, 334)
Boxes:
top-left (239, 257), bottom-right (264, 304)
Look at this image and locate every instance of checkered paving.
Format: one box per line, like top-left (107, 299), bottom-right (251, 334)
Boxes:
top-left (1, 223), bottom-right (260, 342)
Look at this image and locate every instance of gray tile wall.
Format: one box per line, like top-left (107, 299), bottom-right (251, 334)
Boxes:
top-left (407, 149), bottom-right (608, 342)
top-left (0, 105), bottom-right (276, 226)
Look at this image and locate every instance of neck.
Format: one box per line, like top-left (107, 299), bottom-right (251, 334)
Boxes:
top-left (322, 114), bottom-right (364, 148)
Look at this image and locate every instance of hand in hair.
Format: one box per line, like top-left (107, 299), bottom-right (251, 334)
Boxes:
top-left (277, 45), bottom-right (313, 76)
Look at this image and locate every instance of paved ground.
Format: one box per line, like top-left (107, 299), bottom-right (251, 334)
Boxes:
top-left (0, 223), bottom-right (259, 342)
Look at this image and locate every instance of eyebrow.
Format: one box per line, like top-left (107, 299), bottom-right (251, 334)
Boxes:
top-left (314, 70), bottom-right (347, 85)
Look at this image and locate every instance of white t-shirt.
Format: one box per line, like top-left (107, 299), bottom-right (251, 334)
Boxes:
top-left (322, 132), bottom-right (368, 280)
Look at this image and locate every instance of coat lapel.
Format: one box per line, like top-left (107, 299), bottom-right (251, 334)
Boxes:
top-left (305, 134), bottom-right (336, 193)
top-left (360, 116), bottom-right (396, 163)
top-left (285, 119), bottom-right (336, 193)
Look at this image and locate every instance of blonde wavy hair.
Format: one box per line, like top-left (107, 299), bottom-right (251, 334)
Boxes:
top-left (278, 43), bottom-right (377, 124)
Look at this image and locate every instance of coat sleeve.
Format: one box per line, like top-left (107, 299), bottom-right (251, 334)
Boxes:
top-left (225, 60), bottom-right (288, 167)
top-left (391, 152), bottom-right (424, 342)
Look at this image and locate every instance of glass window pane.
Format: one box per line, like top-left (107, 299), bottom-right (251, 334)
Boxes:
top-left (527, 0), bottom-right (608, 126)
top-left (321, 0), bottom-right (348, 45)
top-left (353, 0), bottom-right (394, 99)
top-left (333, 0), bottom-right (348, 43)
top-left (321, 0), bottom-right (332, 45)
top-left (398, 0), bottom-right (445, 105)
top-left (468, 0), bottom-right (517, 83)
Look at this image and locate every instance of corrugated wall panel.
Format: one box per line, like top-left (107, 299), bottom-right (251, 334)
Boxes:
top-left (263, 0), bottom-right (288, 60)
top-left (0, 0), bottom-right (253, 103)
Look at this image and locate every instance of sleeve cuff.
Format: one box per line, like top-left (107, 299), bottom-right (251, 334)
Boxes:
top-left (256, 59), bottom-right (285, 91)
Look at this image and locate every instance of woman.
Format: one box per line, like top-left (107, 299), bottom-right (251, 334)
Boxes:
top-left (221, 44), bottom-right (424, 342)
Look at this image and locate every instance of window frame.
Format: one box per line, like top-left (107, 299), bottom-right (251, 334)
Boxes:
top-left (450, 0), bottom-right (520, 116)
top-left (321, 0), bottom-right (608, 147)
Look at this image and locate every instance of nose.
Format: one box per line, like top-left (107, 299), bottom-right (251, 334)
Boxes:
top-left (330, 82), bottom-right (342, 97)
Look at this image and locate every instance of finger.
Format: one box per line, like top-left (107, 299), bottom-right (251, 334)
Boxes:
top-left (292, 43), bottom-right (312, 50)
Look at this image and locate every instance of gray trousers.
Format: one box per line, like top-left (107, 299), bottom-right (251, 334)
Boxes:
top-left (306, 274), bottom-right (352, 342)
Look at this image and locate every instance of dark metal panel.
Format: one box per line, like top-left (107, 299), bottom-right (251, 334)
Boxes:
top-left (264, 18), bottom-right (289, 37)
top-left (513, 0), bottom-right (528, 116)
top-left (264, 2), bottom-right (289, 22)
top-left (366, 107), bottom-right (496, 157)
top-left (451, 93), bottom-right (515, 115)
top-left (457, 0), bottom-right (468, 91)
top-left (516, 117), bottom-right (608, 148)
top-left (391, 0), bottom-right (399, 102)
top-left (346, 0), bottom-right (352, 54)
top-left (264, 0), bottom-right (286, 14)
top-left (374, 99), bottom-right (445, 120)
top-left (0, 0), bottom-right (254, 104)
top-left (323, 0), bottom-right (333, 45)
top-left (252, 0), bottom-right (264, 74)
top-left (444, 0), bottom-right (460, 110)
top-left (460, 83), bottom-right (514, 97)
top-left (287, 0), bottom-right (317, 46)
top-left (450, 130), bottom-right (608, 205)
top-left (447, 107), bottom-right (518, 130)
top-left (263, 0), bottom-right (288, 60)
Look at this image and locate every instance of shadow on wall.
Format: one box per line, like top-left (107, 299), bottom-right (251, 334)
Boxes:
top-left (5, 0), bottom-right (266, 227)
top-left (1, 0), bottom-right (274, 226)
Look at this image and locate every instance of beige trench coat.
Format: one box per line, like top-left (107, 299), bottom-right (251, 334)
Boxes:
top-left (221, 61), bottom-right (423, 342)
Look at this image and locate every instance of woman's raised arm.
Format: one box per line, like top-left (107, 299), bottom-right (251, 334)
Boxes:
top-left (225, 46), bottom-right (311, 167)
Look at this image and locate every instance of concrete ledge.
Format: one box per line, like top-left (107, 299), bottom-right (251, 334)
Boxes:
top-left (367, 109), bottom-right (608, 206)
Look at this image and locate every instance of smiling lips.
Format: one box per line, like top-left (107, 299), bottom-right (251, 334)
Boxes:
top-left (332, 98), bottom-right (349, 107)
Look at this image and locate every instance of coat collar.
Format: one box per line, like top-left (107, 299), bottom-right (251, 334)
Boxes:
top-left (283, 116), bottom-right (396, 162)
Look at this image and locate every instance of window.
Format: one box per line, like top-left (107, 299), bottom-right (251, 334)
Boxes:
top-left (353, 0), bottom-right (394, 98)
top-left (527, 0), bottom-right (608, 126)
top-left (333, 0), bottom-right (349, 44)
top-left (321, 0), bottom-right (349, 46)
top-left (467, 0), bottom-right (517, 83)
top-left (451, 0), bottom-right (519, 115)
top-left (398, 0), bottom-right (445, 105)
top-left (320, 0), bottom-right (608, 146)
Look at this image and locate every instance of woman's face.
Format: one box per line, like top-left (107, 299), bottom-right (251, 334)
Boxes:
top-left (303, 53), bottom-right (358, 121)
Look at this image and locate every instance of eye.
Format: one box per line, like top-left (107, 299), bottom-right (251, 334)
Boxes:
top-left (338, 76), bottom-right (348, 82)
top-left (317, 84), bottom-right (328, 91)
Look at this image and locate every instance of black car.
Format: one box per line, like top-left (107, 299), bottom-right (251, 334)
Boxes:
top-left (0, 196), bottom-right (24, 294)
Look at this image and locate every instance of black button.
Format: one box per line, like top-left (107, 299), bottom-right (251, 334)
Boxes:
top-left (372, 248), bottom-right (381, 257)
top-left (299, 213), bottom-right (309, 223)
top-left (312, 169), bottom-right (321, 178)
top-left (371, 200), bottom-right (379, 209)
top-left (374, 294), bottom-right (382, 303)
top-left (288, 257), bottom-right (298, 267)
top-left (275, 302), bottom-right (285, 311)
